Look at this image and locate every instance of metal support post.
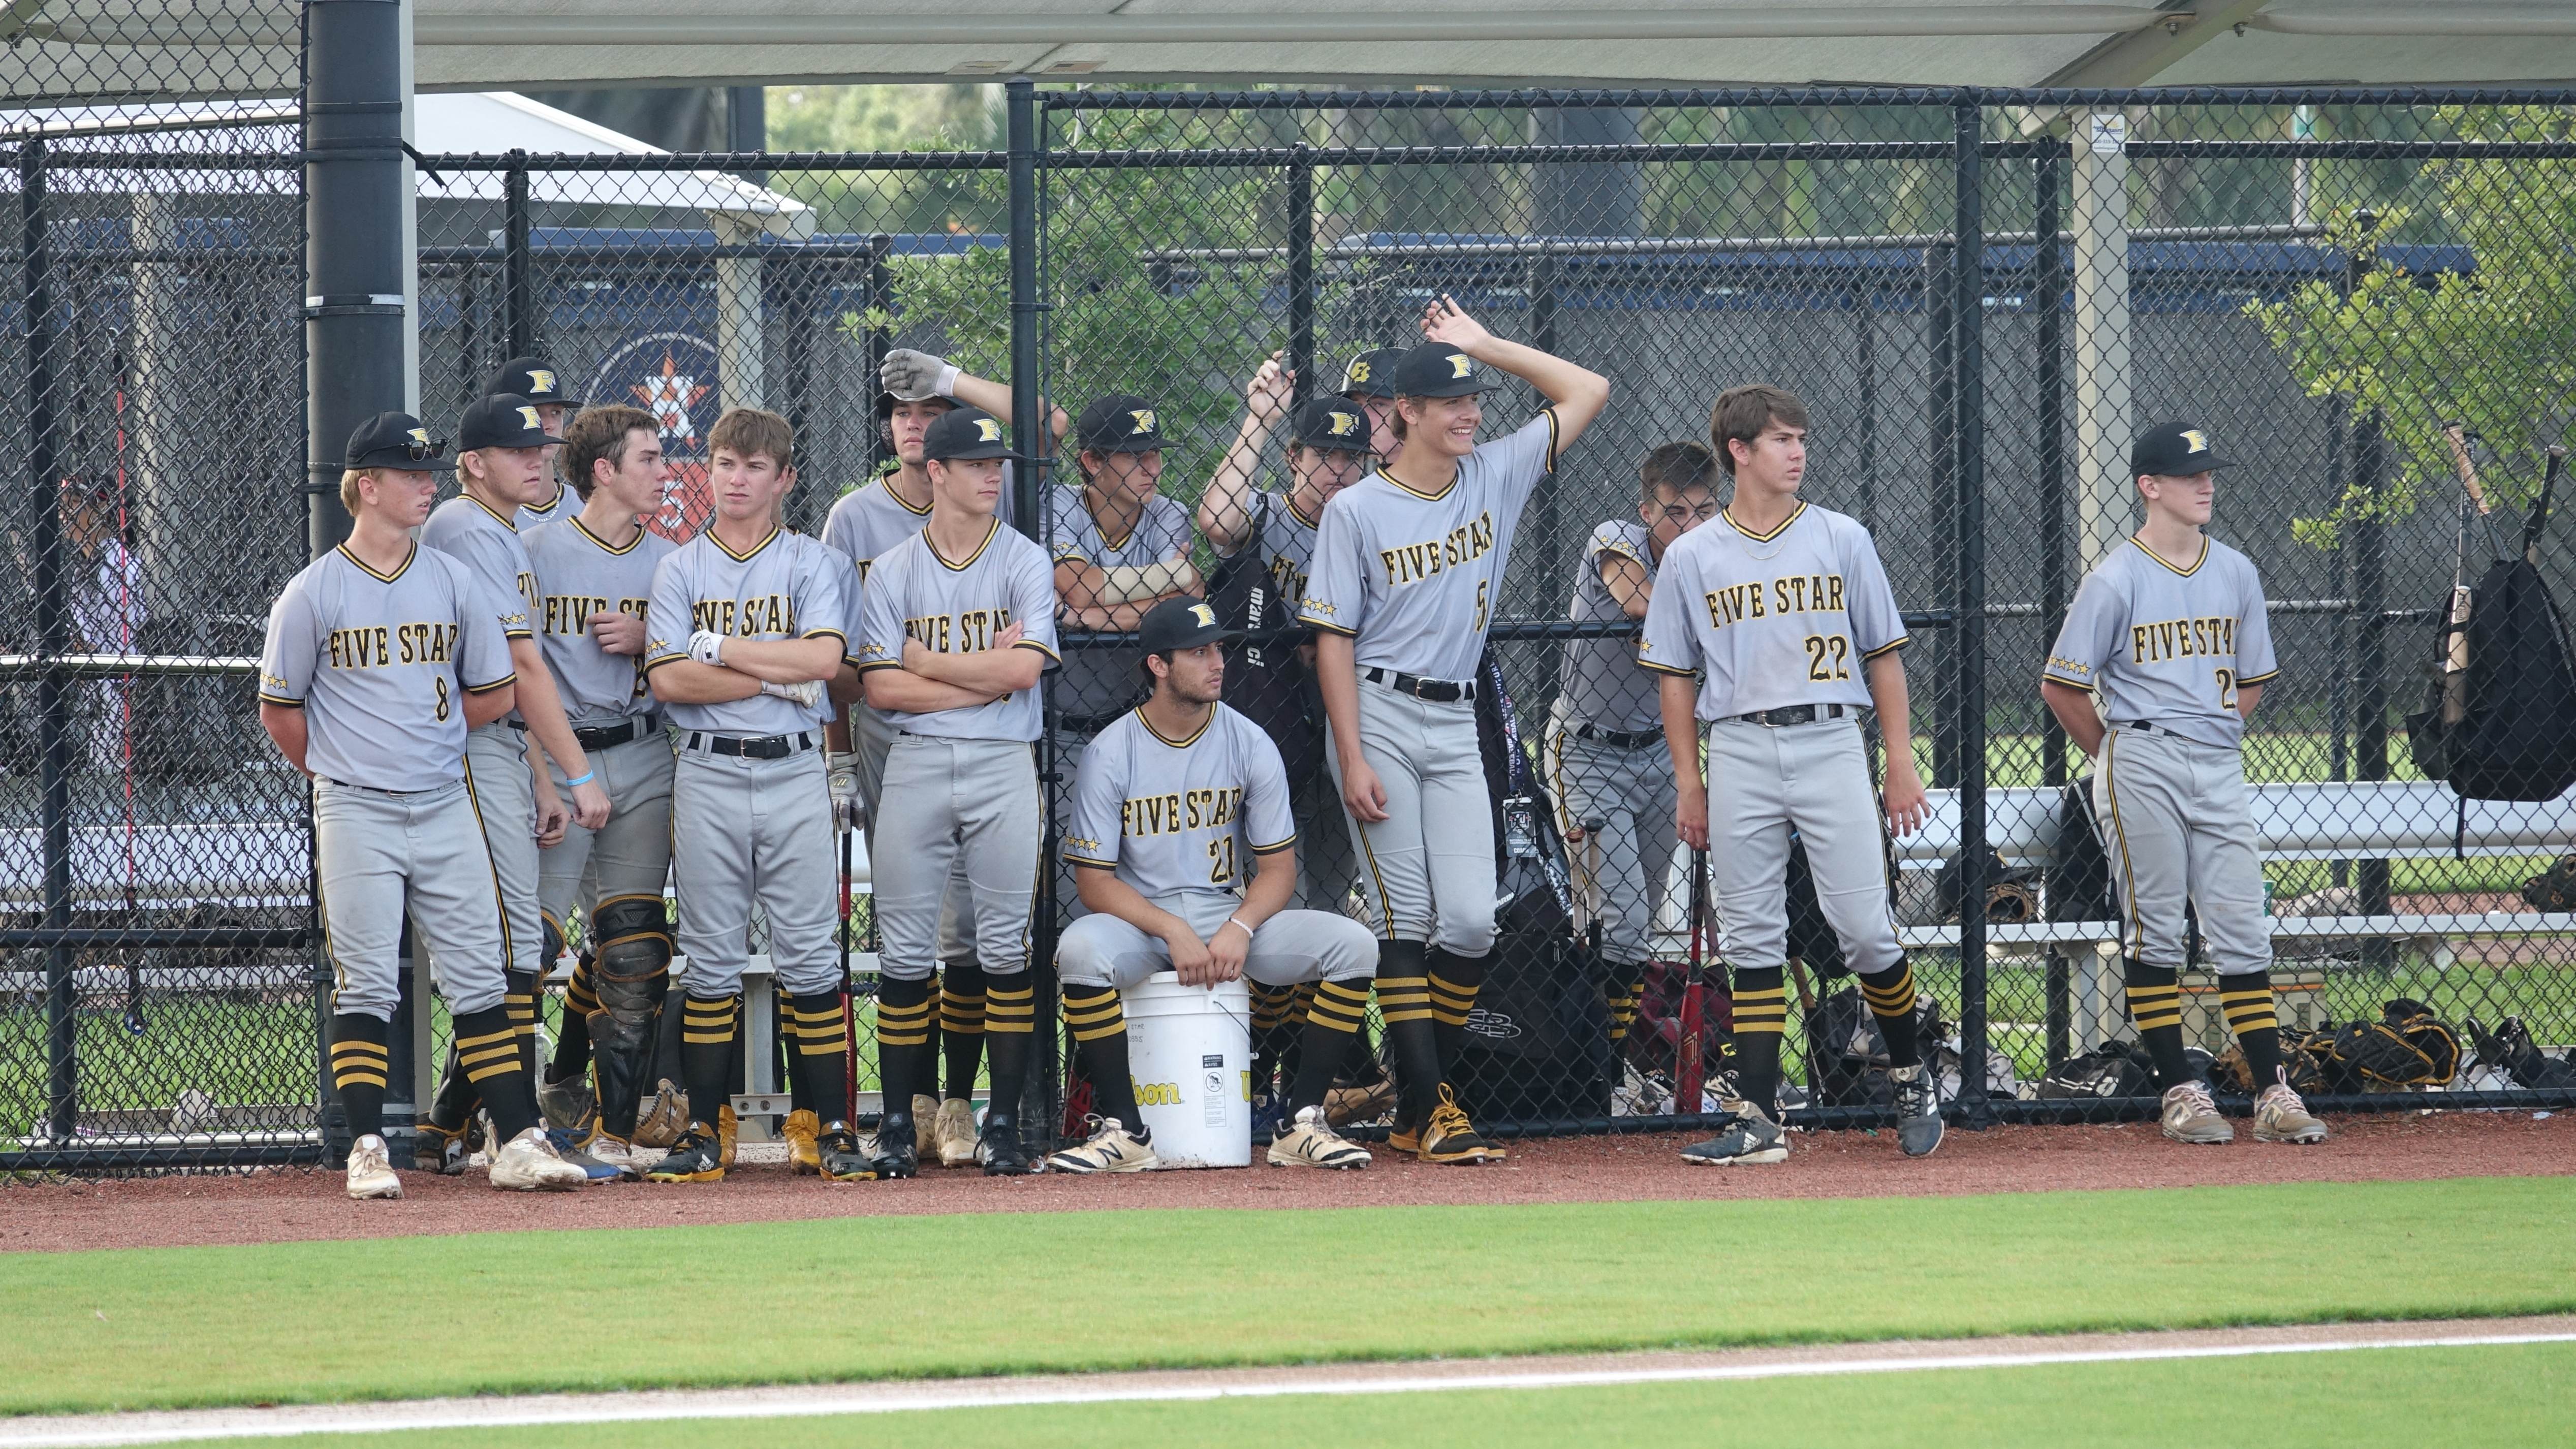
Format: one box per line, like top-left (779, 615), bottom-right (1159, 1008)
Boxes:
top-left (503, 150), bottom-right (533, 360)
top-left (1528, 249), bottom-right (1562, 592)
top-left (1925, 238), bottom-right (1957, 790)
top-left (304, 0), bottom-right (411, 558)
top-left (1286, 148), bottom-right (1314, 410)
top-left (1951, 100), bottom-right (1996, 1129)
top-left (23, 140), bottom-right (76, 1144)
top-left (1004, 77), bottom-right (1061, 1143)
top-left (2035, 146), bottom-right (2069, 792)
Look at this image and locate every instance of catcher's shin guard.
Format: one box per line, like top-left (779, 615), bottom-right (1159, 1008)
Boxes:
top-left (586, 895), bottom-right (672, 1142)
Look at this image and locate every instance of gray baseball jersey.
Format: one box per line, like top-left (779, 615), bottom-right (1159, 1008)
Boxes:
top-left (259, 544), bottom-right (519, 791)
top-left (821, 467), bottom-right (1018, 590)
top-left (515, 479), bottom-right (571, 533)
top-left (643, 526), bottom-right (856, 736)
top-left (1061, 704), bottom-right (1297, 898)
top-left (1299, 412), bottom-right (1558, 680)
top-left (1639, 502), bottom-right (1909, 719)
top-left (1557, 519), bottom-right (1661, 733)
top-left (1046, 485), bottom-right (1195, 718)
top-left (2044, 535), bottom-right (2278, 750)
top-left (523, 515), bottom-right (675, 722)
top-left (855, 518), bottom-right (1059, 742)
top-left (421, 495), bottom-right (544, 726)
top-left (1214, 488), bottom-right (1326, 615)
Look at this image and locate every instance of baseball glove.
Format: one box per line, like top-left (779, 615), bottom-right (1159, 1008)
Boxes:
top-left (632, 1080), bottom-right (690, 1149)
top-left (2524, 855), bottom-right (2576, 912)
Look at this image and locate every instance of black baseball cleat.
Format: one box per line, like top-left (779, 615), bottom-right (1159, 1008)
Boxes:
top-left (869, 1115), bottom-right (920, 1180)
top-left (1890, 1063), bottom-right (1944, 1158)
top-left (643, 1126), bottom-right (725, 1184)
top-left (976, 1118), bottom-right (1035, 1176)
top-left (816, 1121), bottom-right (879, 1182)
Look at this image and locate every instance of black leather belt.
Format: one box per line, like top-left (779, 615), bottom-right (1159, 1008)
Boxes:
top-left (1572, 721), bottom-right (1662, 749)
top-left (684, 730), bottom-right (816, 760)
top-left (1363, 667), bottom-right (1477, 703)
top-left (2117, 720), bottom-right (2166, 735)
top-left (1726, 703), bottom-right (1850, 727)
top-left (519, 715), bottom-right (664, 751)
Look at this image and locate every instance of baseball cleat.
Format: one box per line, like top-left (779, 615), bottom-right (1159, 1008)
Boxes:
top-left (1890, 1063), bottom-right (1945, 1158)
top-left (977, 1119), bottom-right (1035, 1176)
top-left (781, 1108), bottom-right (822, 1176)
top-left (545, 1127), bottom-right (632, 1182)
top-left (345, 1133), bottom-right (403, 1200)
top-left (1046, 1116), bottom-right (1157, 1174)
top-left (869, 1116), bottom-right (920, 1180)
top-left (2253, 1081), bottom-right (2329, 1144)
top-left (488, 1126), bottom-right (589, 1191)
top-left (414, 1120), bottom-right (469, 1176)
top-left (1417, 1086), bottom-right (1496, 1165)
top-left (1681, 1106), bottom-right (1788, 1165)
top-left (2159, 1081), bottom-right (2234, 1145)
top-left (1268, 1106), bottom-right (1372, 1170)
top-left (930, 1096), bottom-right (981, 1169)
top-left (816, 1121), bottom-right (880, 1181)
top-left (716, 1103), bottom-right (739, 1170)
top-left (537, 1069), bottom-right (597, 1139)
top-left (644, 1125), bottom-right (727, 1183)
top-left (1385, 1121), bottom-right (1420, 1156)
top-left (586, 1133), bottom-right (646, 1174)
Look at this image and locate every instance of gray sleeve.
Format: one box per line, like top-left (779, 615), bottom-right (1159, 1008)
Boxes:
top-left (1240, 720), bottom-right (1297, 855)
top-left (1153, 495), bottom-right (1196, 560)
top-left (257, 576), bottom-right (318, 707)
top-left (439, 531), bottom-right (534, 639)
top-left (1061, 734), bottom-right (1124, 869)
top-left (854, 549), bottom-right (906, 674)
top-left (796, 546), bottom-right (851, 651)
top-left (1488, 410), bottom-right (1562, 514)
top-left (2043, 566), bottom-right (2126, 692)
top-left (1841, 523), bottom-right (1909, 658)
top-left (1297, 496), bottom-right (1365, 637)
top-left (1637, 545), bottom-right (1699, 677)
top-left (643, 552), bottom-right (694, 676)
top-left (841, 552), bottom-right (868, 666)
top-left (1012, 541), bottom-right (1062, 665)
top-left (458, 573), bottom-right (518, 692)
top-left (2235, 559), bottom-right (2279, 685)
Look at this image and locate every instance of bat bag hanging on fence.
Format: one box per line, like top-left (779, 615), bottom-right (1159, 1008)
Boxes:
top-left (2405, 554), bottom-right (2576, 816)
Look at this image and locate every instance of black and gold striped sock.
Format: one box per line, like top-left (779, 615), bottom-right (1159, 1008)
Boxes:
top-left (2122, 960), bottom-right (2191, 1090)
top-left (1603, 960), bottom-right (1645, 1045)
top-left (1374, 940), bottom-right (1441, 1123)
top-left (785, 991), bottom-right (852, 1122)
top-left (330, 1013), bottom-right (391, 1140)
top-left (454, 1003), bottom-right (540, 1141)
top-left (1428, 950), bottom-right (1489, 1076)
top-left (1731, 967), bottom-right (1788, 1116)
top-left (677, 992), bottom-right (740, 1140)
top-left (874, 976), bottom-right (934, 1117)
top-left (940, 961), bottom-right (989, 1102)
top-left (1250, 983), bottom-right (1294, 1094)
top-left (2220, 970), bottom-right (2283, 1087)
top-left (981, 975), bottom-right (1036, 1128)
top-left (552, 954), bottom-right (600, 1078)
top-left (1063, 985), bottom-right (1140, 1129)
top-left (1856, 959), bottom-right (1923, 1069)
top-left (503, 970), bottom-right (539, 1080)
top-left (1287, 978), bottom-right (1373, 1118)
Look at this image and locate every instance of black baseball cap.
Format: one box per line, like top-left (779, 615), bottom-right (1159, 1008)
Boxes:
top-left (1338, 347), bottom-right (1406, 400)
top-left (1391, 341), bottom-right (1502, 398)
top-left (459, 393), bottom-right (563, 452)
top-left (1076, 395), bottom-right (1166, 454)
top-left (2132, 421), bottom-right (2232, 477)
top-left (1138, 595), bottom-right (1242, 654)
top-left (1290, 397), bottom-right (1375, 453)
top-left (344, 412), bottom-right (452, 471)
top-left (921, 406), bottom-right (1021, 462)
top-left (484, 356), bottom-right (578, 407)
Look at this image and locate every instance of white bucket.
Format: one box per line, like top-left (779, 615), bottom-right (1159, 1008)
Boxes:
top-left (1119, 972), bottom-right (1252, 1169)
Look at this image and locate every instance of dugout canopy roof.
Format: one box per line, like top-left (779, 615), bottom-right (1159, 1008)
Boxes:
top-left (5, 1), bottom-right (2573, 105)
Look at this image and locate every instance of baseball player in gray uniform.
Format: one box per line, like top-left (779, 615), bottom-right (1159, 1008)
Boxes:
top-left (1300, 297), bottom-right (1609, 1165)
top-left (485, 355), bottom-right (581, 531)
top-left (820, 348), bottom-right (1064, 1169)
top-left (522, 404), bottom-right (679, 1171)
top-left (1545, 442), bottom-right (1719, 1055)
top-left (1639, 383), bottom-right (1940, 1166)
top-left (415, 394), bottom-right (619, 1182)
top-left (2041, 421), bottom-right (2326, 1147)
top-left (857, 406), bottom-right (1060, 1178)
top-left (642, 406), bottom-right (870, 1183)
top-left (260, 412), bottom-right (587, 1198)
top-left (1048, 596), bottom-right (1380, 1174)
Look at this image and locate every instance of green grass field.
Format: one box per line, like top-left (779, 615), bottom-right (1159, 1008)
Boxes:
top-left (149, 1342), bottom-right (2576, 1449)
top-left (5, 1178), bottom-right (2571, 1418)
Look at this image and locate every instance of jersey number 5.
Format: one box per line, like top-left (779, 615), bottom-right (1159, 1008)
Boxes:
top-left (2215, 667), bottom-right (2237, 712)
top-left (434, 676), bottom-right (451, 722)
top-left (1206, 835), bottom-right (1238, 886)
top-left (1804, 634), bottom-right (1852, 682)
top-left (1472, 579), bottom-right (1490, 634)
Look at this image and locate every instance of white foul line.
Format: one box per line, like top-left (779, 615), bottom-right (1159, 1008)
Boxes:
top-left (8, 1330), bottom-right (2573, 1447)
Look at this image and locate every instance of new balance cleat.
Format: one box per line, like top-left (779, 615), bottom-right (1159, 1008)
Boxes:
top-left (414, 1120), bottom-right (468, 1176)
top-left (869, 1115), bottom-right (920, 1180)
top-left (545, 1127), bottom-right (632, 1182)
top-left (1681, 1106), bottom-right (1788, 1165)
top-left (644, 1125), bottom-right (727, 1183)
top-left (345, 1133), bottom-right (402, 1200)
top-left (781, 1108), bottom-right (822, 1176)
top-left (932, 1097), bottom-right (980, 1169)
top-left (537, 1069), bottom-right (597, 1138)
top-left (977, 1118), bottom-right (1035, 1177)
top-left (489, 1126), bottom-right (589, 1191)
top-left (2160, 1081), bottom-right (2234, 1145)
top-left (1046, 1116), bottom-right (1157, 1174)
top-left (1268, 1107), bottom-right (1372, 1170)
top-left (2253, 1081), bottom-right (2329, 1144)
top-left (817, 1121), bottom-right (881, 1181)
top-left (1890, 1063), bottom-right (1945, 1158)
top-left (1418, 1086), bottom-right (1496, 1165)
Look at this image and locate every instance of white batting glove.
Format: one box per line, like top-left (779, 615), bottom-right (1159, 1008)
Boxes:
top-left (824, 750), bottom-right (864, 833)
top-left (688, 629), bottom-right (727, 667)
top-left (879, 348), bottom-right (960, 401)
top-left (759, 678), bottom-right (824, 708)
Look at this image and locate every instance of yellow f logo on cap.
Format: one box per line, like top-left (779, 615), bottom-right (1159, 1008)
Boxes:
top-left (1189, 603), bottom-right (1216, 628)
top-left (406, 427), bottom-right (431, 447)
top-left (975, 417), bottom-right (1002, 442)
top-left (1447, 353), bottom-right (1473, 380)
top-left (1129, 409), bottom-right (1158, 434)
top-left (527, 368), bottom-right (556, 395)
top-left (1345, 360), bottom-right (1371, 384)
top-left (517, 405), bottom-right (543, 431)
top-left (2180, 428), bottom-right (2209, 453)
top-left (1327, 410), bottom-right (1359, 437)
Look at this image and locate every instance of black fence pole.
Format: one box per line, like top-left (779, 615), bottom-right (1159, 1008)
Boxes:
top-left (503, 150), bottom-right (533, 360)
top-left (1529, 248), bottom-right (1562, 595)
top-left (1925, 238), bottom-right (1957, 790)
top-left (865, 234), bottom-right (894, 481)
top-left (2035, 146), bottom-right (2068, 792)
top-left (22, 139), bottom-right (76, 1146)
top-left (1005, 77), bottom-right (1060, 1144)
top-left (1951, 99), bottom-right (1995, 1129)
top-left (2346, 214), bottom-right (2394, 969)
top-left (1286, 146), bottom-right (1314, 410)
top-left (1854, 284), bottom-right (1878, 531)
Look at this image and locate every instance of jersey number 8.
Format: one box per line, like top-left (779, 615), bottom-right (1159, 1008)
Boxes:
top-left (434, 676), bottom-right (451, 722)
top-left (1803, 633), bottom-right (1852, 682)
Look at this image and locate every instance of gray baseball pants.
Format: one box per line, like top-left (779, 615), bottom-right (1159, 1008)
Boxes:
top-left (2094, 726), bottom-right (2271, 975)
top-left (538, 725), bottom-right (675, 939)
top-left (1056, 891), bottom-right (1377, 989)
top-left (1543, 700), bottom-right (1678, 968)
top-left (1328, 679), bottom-right (1496, 955)
top-left (852, 701), bottom-right (974, 961)
top-left (1703, 715), bottom-right (1902, 974)
top-left (874, 734), bottom-right (1042, 981)
top-left (459, 721), bottom-right (545, 977)
top-left (670, 742), bottom-right (841, 997)
top-left (314, 777), bottom-right (511, 1019)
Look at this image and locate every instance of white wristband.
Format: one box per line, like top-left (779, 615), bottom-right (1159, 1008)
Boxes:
top-left (1221, 916), bottom-right (1254, 943)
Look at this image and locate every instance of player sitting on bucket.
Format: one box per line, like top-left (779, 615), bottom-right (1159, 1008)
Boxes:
top-left (1049, 596), bottom-right (1381, 1173)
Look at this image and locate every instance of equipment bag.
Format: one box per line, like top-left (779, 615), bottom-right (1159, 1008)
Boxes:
top-left (1211, 544), bottom-right (1323, 795)
top-left (2305, 999), bottom-right (2462, 1092)
top-left (2406, 553), bottom-right (2576, 804)
top-left (2036, 1040), bottom-right (2157, 1099)
top-left (1802, 984), bottom-right (1943, 1108)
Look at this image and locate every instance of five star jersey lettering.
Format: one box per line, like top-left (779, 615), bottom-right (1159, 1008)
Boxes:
top-left (1046, 484), bottom-right (1195, 718)
top-left (1212, 490), bottom-right (1326, 619)
top-left (1298, 411), bottom-right (1559, 681)
top-left (1061, 704), bottom-right (1298, 899)
top-left (643, 525), bottom-right (858, 735)
top-left (523, 515), bottom-right (675, 720)
top-left (2041, 536), bottom-right (2278, 749)
top-left (257, 544), bottom-right (519, 791)
top-left (418, 494), bottom-right (542, 721)
top-left (855, 516), bottom-right (1061, 741)
top-left (1638, 502), bottom-right (1909, 718)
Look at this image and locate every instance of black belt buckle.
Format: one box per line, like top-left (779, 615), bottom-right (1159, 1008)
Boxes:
top-left (695, 730), bottom-right (810, 760)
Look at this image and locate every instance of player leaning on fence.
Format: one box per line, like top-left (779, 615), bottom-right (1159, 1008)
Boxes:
top-left (1639, 384), bottom-right (1942, 1166)
top-left (260, 414), bottom-right (587, 1199)
top-left (1299, 296), bottom-right (1609, 1166)
top-left (2040, 422), bottom-right (2328, 1147)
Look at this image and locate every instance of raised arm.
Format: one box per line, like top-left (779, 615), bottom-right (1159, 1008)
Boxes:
top-left (1199, 352), bottom-right (1293, 551)
top-left (1420, 294), bottom-right (1609, 448)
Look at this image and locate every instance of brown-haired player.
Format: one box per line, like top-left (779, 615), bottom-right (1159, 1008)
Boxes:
top-left (522, 405), bottom-right (680, 1172)
top-left (1639, 384), bottom-right (1939, 1164)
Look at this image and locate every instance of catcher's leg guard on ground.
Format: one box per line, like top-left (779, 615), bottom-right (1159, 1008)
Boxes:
top-left (585, 894), bottom-right (672, 1144)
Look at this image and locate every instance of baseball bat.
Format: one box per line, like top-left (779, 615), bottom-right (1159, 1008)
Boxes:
top-left (2442, 423), bottom-right (2493, 516)
top-left (2527, 446), bottom-right (2565, 564)
top-left (1677, 847), bottom-right (1709, 1115)
top-left (839, 828), bottom-right (856, 1120)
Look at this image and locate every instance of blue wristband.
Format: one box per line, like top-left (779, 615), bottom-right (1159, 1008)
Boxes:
top-left (563, 770), bottom-right (594, 788)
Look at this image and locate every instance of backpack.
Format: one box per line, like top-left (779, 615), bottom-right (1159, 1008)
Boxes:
top-left (2302, 1000), bottom-right (2462, 1092)
top-left (2037, 1041), bottom-right (2157, 1099)
top-left (1210, 529), bottom-right (1323, 795)
top-left (2406, 455), bottom-right (2576, 808)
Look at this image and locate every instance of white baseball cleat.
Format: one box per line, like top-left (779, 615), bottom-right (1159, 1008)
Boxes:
top-left (345, 1133), bottom-right (402, 1200)
top-left (488, 1125), bottom-right (590, 1191)
top-left (1045, 1116), bottom-right (1158, 1174)
top-left (2253, 1081), bottom-right (2329, 1144)
top-left (1267, 1106), bottom-right (1372, 1170)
